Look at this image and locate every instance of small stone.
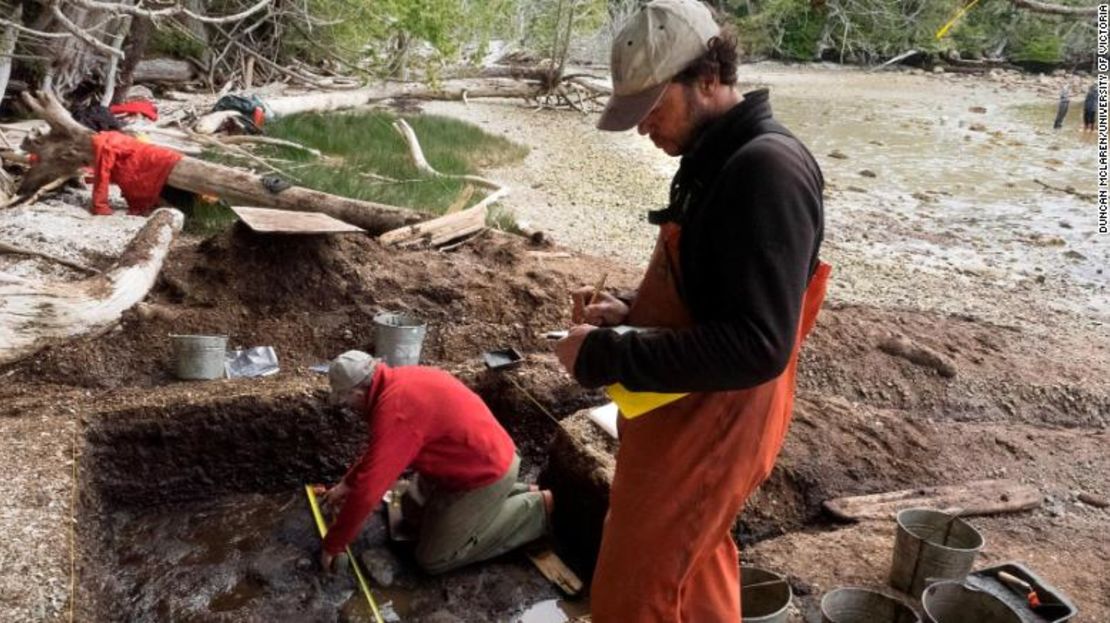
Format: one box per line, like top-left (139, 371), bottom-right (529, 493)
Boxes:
top-left (859, 169), bottom-right (877, 178)
top-left (359, 548), bottom-right (401, 587)
top-left (1078, 492), bottom-right (1109, 508)
top-left (968, 106), bottom-right (987, 114)
top-left (828, 149), bottom-right (849, 160)
top-left (1059, 221), bottom-right (1072, 229)
top-left (933, 65), bottom-right (945, 74)
top-left (969, 123), bottom-right (987, 132)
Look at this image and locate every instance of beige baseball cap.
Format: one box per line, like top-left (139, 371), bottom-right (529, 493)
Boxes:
top-left (328, 350), bottom-right (379, 405)
top-left (598, 0), bottom-right (720, 132)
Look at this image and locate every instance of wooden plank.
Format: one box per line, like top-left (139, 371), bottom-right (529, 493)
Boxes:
top-left (526, 546), bottom-right (583, 596)
top-left (824, 479), bottom-right (1042, 521)
top-left (378, 202), bottom-right (487, 248)
top-left (230, 206), bottom-right (365, 234)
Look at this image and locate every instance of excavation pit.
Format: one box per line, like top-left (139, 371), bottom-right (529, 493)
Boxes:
top-left (74, 385), bottom-right (588, 623)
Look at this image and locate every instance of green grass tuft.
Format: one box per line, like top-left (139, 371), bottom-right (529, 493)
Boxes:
top-left (257, 111), bottom-right (528, 217)
top-left (179, 199), bottom-right (239, 235)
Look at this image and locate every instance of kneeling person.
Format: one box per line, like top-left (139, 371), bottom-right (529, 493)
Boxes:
top-left (319, 351), bottom-right (551, 575)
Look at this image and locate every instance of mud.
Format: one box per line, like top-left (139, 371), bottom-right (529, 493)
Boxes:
top-left (76, 385), bottom-right (587, 623)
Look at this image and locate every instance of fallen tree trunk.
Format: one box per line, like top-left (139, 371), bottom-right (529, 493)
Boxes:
top-left (0, 239), bottom-right (98, 274)
top-left (265, 79), bottom-right (547, 117)
top-left (378, 201), bottom-right (493, 248)
top-left (165, 158), bottom-right (421, 234)
top-left (0, 208), bottom-right (182, 366)
top-left (19, 90), bottom-right (424, 235)
top-left (132, 58), bottom-right (197, 83)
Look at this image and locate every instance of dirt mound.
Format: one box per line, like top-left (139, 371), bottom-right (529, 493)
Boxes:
top-left (798, 303), bottom-right (1110, 429)
top-left (7, 225), bottom-right (636, 391)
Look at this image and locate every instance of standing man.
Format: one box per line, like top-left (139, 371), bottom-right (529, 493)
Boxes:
top-left (1054, 83), bottom-right (1071, 130)
top-left (1084, 83), bottom-right (1097, 132)
top-left (319, 351), bottom-right (552, 575)
top-left (554, 1), bottom-right (829, 620)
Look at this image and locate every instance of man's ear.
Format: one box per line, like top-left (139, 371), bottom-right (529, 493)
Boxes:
top-left (698, 74), bottom-right (719, 97)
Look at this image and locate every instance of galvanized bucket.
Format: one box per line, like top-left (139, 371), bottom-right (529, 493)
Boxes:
top-left (741, 566), bottom-right (791, 623)
top-left (821, 587), bottom-right (921, 623)
top-left (922, 581), bottom-right (1023, 623)
top-left (170, 334), bottom-right (227, 380)
top-left (373, 313), bottom-right (427, 366)
top-left (890, 508), bottom-right (984, 598)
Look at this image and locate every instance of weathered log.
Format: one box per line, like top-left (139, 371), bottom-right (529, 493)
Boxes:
top-left (265, 79), bottom-right (544, 118)
top-left (0, 5), bottom-right (19, 105)
top-left (20, 90), bottom-right (424, 235)
top-left (0, 239), bottom-right (99, 274)
top-left (132, 58), bottom-right (196, 83)
top-left (0, 208), bottom-right (182, 366)
top-left (378, 201), bottom-right (491, 248)
top-left (824, 479), bottom-right (1043, 521)
top-left (165, 159), bottom-right (421, 234)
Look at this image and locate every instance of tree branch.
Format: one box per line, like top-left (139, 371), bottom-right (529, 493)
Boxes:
top-left (0, 16), bottom-right (70, 40)
top-left (50, 2), bottom-right (124, 58)
top-left (68, 0), bottom-right (273, 25)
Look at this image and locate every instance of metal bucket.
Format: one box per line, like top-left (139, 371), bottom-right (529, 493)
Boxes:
top-left (890, 508), bottom-right (984, 598)
top-left (373, 313), bottom-right (427, 366)
top-left (821, 587), bottom-right (921, 623)
top-left (922, 582), bottom-right (1023, 623)
top-left (741, 566), bottom-right (791, 623)
top-left (170, 334), bottom-right (227, 380)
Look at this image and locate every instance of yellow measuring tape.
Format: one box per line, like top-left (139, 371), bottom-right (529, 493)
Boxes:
top-left (935, 0), bottom-right (983, 40)
top-left (304, 484), bottom-right (386, 623)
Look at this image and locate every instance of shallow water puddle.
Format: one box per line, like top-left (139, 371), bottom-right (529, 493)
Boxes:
top-left (102, 490), bottom-right (574, 621)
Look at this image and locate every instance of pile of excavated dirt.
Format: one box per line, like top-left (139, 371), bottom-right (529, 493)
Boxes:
top-left (7, 222), bottom-right (637, 392)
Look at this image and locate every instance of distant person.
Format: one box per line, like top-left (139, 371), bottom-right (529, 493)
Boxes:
top-left (317, 351), bottom-right (552, 575)
top-left (1084, 84), bottom-right (1097, 132)
top-left (1054, 84), bottom-right (1070, 130)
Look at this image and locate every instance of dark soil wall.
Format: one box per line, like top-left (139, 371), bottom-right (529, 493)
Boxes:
top-left (82, 389), bottom-right (365, 510)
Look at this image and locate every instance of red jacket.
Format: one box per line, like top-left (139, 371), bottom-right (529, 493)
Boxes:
top-left (323, 364), bottom-right (515, 555)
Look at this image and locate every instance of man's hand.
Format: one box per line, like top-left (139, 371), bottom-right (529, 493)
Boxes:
top-left (319, 550), bottom-right (348, 575)
top-left (555, 324), bottom-right (596, 377)
top-left (320, 481), bottom-right (351, 512)
top-left (572, 287), bottom-right (629, 326)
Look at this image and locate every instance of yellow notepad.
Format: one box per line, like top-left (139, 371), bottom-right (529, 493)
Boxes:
top-left (605, 383), bottom-right (688, 419)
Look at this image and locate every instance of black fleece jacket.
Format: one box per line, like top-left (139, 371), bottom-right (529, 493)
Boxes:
top-left (574, 89), bottom-right (825, 392)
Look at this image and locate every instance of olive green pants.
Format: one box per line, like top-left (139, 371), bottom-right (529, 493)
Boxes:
top-left (414, 454), bottom-right (547, 574)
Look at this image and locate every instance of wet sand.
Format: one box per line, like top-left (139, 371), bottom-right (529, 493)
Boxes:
top-left (424, 63), bottom-right (1106, 334)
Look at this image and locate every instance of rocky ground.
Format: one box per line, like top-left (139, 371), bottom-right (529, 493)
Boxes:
top-left (1, 62), bottom-right (1107, 622)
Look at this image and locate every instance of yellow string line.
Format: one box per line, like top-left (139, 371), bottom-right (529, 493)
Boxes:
top-left (69, 415), bottom-right (78, 623)
top-left (936, 0), bottom-right (983, 40)
top-left (304, 484), bottom-right (385, 623)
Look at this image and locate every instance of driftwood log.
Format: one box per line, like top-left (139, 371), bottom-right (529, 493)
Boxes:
top-left (378, 118), bottom-right (509, 248)
top-left (18, 90), bottom-right (423, 235)
top-left (265, 79), bottom-right (545, 118)
top-left (0, 208), bottom-right (181, 366)
top-left (132, 58), bottom-right (197, 83)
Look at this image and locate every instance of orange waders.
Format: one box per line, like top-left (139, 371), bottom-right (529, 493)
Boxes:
top-left (590, 222), bottom-right (830, 622)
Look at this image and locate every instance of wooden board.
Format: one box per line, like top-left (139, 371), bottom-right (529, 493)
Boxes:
top-left (526, 546), bottom-right (583, 596)
top-left (230, 206), bottom-right (365, 234)
top-left (824, 479), bottom-right (1042, 521)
